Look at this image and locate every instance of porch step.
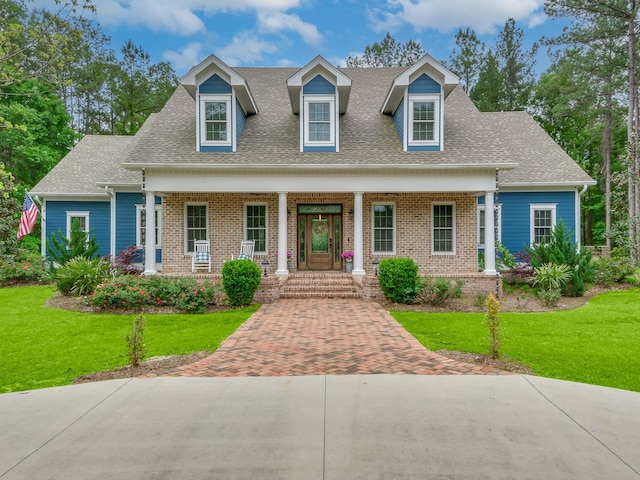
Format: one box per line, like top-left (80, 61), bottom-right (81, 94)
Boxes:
top-left (280, 272), bottom-right (360, 299)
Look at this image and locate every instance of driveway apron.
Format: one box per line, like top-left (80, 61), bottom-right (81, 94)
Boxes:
top-left (162, 299), bottom-right (511, 377)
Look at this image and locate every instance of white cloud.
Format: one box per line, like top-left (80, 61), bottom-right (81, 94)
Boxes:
top-left (91, 0), bottom-right (206, 35)
top-left (374, 0), bottom-right (546, 34)
top-left (257, 11), bottom-right (322, 46)
top-left (163, 42), bottom-right (204, 72)
top-left (216, 31), bottom-right (279, 66)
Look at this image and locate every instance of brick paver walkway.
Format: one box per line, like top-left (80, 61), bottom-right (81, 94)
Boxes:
top-left (162, 299), bottom-right (511, 377)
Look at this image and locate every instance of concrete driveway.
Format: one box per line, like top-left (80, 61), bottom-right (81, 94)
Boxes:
top-left (1, 374), bottom-right (639, 479)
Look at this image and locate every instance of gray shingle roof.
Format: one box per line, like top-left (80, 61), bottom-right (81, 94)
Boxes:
top-left (31, 135), bottom-right (139, 196)
top-left (34, 64), bottom-right (594, 195)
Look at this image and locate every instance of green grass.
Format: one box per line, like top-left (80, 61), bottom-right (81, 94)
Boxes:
top-left (393, 288), bottom-right (640, 392)
top-left (0, 286), bottom-right (258, 393)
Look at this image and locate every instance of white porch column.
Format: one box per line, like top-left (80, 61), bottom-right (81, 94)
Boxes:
top-left (353, 191), bottom-right (365, 275)
top-left (484, 191), bottom-right (497, 275)
top-left (276, 192), bottom-right (289, 275)
top-left (143, 191), bottom-right (157, 275)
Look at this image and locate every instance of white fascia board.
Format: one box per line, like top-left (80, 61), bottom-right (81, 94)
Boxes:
top-left (29, 193), bottom-right (111, 201)
top-left (123, 162), bottom-right (519, 171)
top-left (500, 181), bottom-right (597, 191)
top-left (146, 169), bottom-right (498, 194)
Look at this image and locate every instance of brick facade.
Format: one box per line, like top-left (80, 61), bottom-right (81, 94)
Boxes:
top-left (160, 192), bottom-right (481, 276)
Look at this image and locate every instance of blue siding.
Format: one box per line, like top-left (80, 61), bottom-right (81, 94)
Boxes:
top-left (45, 201), bottom-right (111, 258)
top-left (408, 145), bottom-right (440, 152)
top-left (115, 193), bottom-right (162, 263)
top-left (303, 146), bottom-right (336, 152)
top-left (478, 191), bottom-right (576, 255)
top-left (236, 99), bottom-right (246, 143)
top-left (393, 99), bottom-right (404, 143)
top-left (408, 73), bottom-right (441, 94)
top-left (303, 75), bottom-right (335, 94)
top-left (199, 74), bottom-right (231, 94)
top-left (200, 145), bottom-right (233, 152)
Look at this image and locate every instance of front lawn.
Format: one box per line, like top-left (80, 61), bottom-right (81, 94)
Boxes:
top-left (393, 288), bottom-right (640, 392)
top-left (0, 286), bottom-right (258, 393)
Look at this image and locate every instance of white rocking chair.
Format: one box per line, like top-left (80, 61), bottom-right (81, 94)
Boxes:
top-left (231, 240), bottom-right (255, 261)
top-left (192, 239), bottom-right (211, 272)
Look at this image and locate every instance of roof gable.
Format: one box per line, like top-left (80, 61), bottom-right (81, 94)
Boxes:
top-left (180, 54), bottom-right (257, 115)
top-left (286, 55), bottom-right (352, 114)
top-left (381, 54), bottom-right (459, 114)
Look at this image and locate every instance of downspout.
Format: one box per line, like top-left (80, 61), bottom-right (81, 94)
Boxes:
top-left (105, 186), bottom-right (115, 259)
top-left (576, 184), bottom-right (588, 248)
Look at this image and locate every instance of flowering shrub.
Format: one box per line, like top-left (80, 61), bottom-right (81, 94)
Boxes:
top-left (341, 251), bottom-right (354, 260)
top-left (91, 275), bottom-right (223, 313)
top-left (416, 277), bottom-right (464, 306)
top-left (0, 250), bottom-right (52, 286)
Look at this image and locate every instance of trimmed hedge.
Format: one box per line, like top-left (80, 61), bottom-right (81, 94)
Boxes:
top-left (222, 260), bottom-right (262, 307)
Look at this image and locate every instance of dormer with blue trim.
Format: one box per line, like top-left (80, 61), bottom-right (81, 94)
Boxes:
top-left (381, 54), bottom-right (459, 152)
top-left (286, 56), bottom-right (352, 153)
top-left (181, 54), bottom-right (258, 152)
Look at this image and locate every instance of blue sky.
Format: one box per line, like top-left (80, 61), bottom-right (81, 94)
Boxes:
top-left (69, 0), bottom-right (566, 76)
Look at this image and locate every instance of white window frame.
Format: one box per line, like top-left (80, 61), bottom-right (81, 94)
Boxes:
top-left (244, 203), bottom-right (268, 255)
top-left (303, 95), bottom-right (335, 146)
top-left (199, 95), bottom-right (232, 146)
top-left (432, 202), bottom-right (456, 255)
top-left (478, 204), bottom-right (502, 248)
top-left (184, 203), bottom-right (208, 254)
top-left (408, 95), bottom-right (440, 147)
top-left (530, 203), bottom-right (557, 246)
top-left (372, 202), bottom-right (396, 255)
top-left (136, 205), bottom-right (162, 248)
top-left (66, 211), bottom-right (89, 238)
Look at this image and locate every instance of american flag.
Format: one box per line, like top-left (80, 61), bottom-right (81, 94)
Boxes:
top-left (17, 193), bottom-right (39, 240)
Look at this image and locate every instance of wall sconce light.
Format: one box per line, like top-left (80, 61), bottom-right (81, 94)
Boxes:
top-left (261, 259), bottom-right (270, 277)
top-left (373, 258), bottom-right (380, 276)
top-left (349, 209), bottom-right (354, 218)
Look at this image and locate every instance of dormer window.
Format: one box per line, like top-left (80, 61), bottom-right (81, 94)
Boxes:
top-left (304, 97), bottom-right (335, 145)
top-left (409, 95), bottom-right (440, 146)
top-left (200, 96), bottom-right (231, 145)
top-left (286, 56), bottom-right (352, 153)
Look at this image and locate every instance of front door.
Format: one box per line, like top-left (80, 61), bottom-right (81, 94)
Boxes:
top-left (297, 205), bottom-right (342, 271)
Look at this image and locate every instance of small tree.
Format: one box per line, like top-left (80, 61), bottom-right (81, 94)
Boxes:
top-left (485, 293), bottom-right (501, 359)
top-left (126, 314), bottom-right (146, 367)
top-left (47, 217), bottom-right (99, 265)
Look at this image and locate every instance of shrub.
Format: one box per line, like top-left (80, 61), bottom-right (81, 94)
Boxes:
top-left (222, 259), bottom-right (262, 307)
top-left (378, 258), bottom-right (422, 304)
top-left (106, 245), bottom-right (143, 275)
top-left (625, 268), bottom-right (640, 286)
top-left (47, 218), bottom-right (99, 265)
top-left (91, 275), bottom-right (223, 313)
top-left (526, 221), bottom-right (594, 296)
top-left (417, 277), bottom-right (463, 306)
top-left (56, 256), bottom-right (112, 296)
top-left (593, 257), bottom-right (635, 286)
top-left (0, 250), bottom-right (52, 286)
top-left (532, 263), bottom-right (571, 307)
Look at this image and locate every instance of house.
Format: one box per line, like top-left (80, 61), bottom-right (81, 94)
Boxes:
top-left (31, 53), bottom-right (595, 298)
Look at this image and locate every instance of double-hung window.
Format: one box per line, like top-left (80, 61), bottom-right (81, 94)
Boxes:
top-left (200, 96), bottom-right (231, 146)
top-left (185, 203), bottom-right (208, 253)
top-left (373, 203), bottom-right (395, 254)
top-left (530, 204), bottom-right (556, 245)
top-left (66, 211), bottom-right (89, 238)
top-left (432, 203), bottom-right (455, 254)
top-left (246, 204), bottom-right (267, 253)
top-left (136, 205), bottom-right (162, 248)
top-left (409, 96), bottom-right (439, 146)
top-left (478, 205), bottom-right (502, 248)
top-left (304, 96), bottom-right (335, 146)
